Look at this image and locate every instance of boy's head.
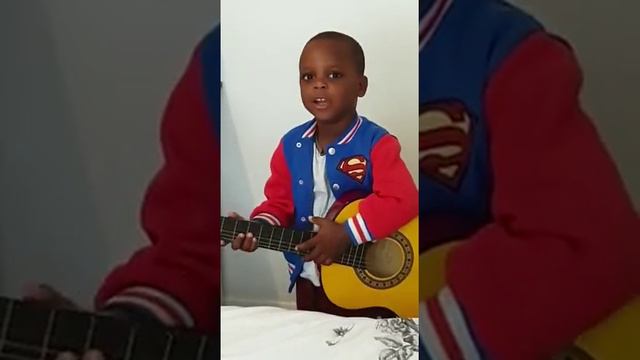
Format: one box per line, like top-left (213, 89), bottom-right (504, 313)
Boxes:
top-left (299, 31), bottom-right (368, 124)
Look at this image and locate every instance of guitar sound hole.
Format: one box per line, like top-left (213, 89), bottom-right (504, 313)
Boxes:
top-left (355, 231), bottom-right (413, 289)
top-left (364, 240), bottom-right (404, 279)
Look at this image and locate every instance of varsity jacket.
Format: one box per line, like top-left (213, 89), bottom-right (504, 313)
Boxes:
top-left (418, 0), bottom-right (640, 359)
top-left (94, 26), bottom-right (221, 334)
top-left (251, 116), bottom-right (418, 292)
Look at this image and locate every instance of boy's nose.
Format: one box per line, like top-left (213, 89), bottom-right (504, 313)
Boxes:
top-left (313, 80), bottom-right (327, 89)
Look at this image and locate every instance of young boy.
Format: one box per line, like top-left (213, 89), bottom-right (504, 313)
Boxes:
top-left (418, 0), bottom-right (640, 359)
top-left (230, 31), bottom-right (418, 317)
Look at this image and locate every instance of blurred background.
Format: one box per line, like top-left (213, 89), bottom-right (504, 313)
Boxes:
top-left (0, 0), bottom-right (219, 307)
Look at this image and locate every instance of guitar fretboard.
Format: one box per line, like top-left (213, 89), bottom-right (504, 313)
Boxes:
top-left (220, 217), bottom-right (369, 269)
top-left (0, 297), bottom-right (216, 360)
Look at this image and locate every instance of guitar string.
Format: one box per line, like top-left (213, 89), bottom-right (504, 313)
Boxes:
top-left (219, 230), bottom-right (367, 268)
top-left (0, 353), bottom-right (41, 360)
top-left (0, 339), bottom-right (73, 360)
top-left (0, 308), bottom-right (211, 360)
top-left (0, 335), bottom-right (211, 360)
top-left (220, 218), bottom-right (369, 267)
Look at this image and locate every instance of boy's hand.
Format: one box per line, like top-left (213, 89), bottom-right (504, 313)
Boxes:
top-left (296, 217), bottom-right (350, 265)
top-left (22, 283), bottom-right (80, 310)
top-left (227, 212), bottom-right (258, 252)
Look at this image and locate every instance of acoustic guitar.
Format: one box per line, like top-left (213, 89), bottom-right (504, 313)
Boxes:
top-left (220, 195), bottom-right (419, 318)
top-left (421, 243), bottom-right (640, 360)
top-left (0, 296), bottom-right (217, 360)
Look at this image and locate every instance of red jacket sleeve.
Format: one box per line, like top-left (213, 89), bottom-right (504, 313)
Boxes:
top-left (421, 33), bottom-right (640, 359)
top-left (250, 141), bottom-right (295, 227)
top-left (344, 134), bottom-right (419, 244)
top-left (95, 42), bottom-right (220, 334)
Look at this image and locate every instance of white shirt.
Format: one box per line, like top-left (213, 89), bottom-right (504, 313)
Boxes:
top-left (299, 144), bottom-right (336, 287)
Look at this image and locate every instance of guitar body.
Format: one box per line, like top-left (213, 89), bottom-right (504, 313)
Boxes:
top-left (320, 198), bottom-right (419, 318)
top-left (421, 244), bottom-right (640, 360)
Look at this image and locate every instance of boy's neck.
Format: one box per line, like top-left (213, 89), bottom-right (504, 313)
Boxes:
top-left (315, 112), bottom-right (357, 153)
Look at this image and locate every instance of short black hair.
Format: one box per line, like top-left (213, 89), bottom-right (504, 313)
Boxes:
top-left (307, 31), bottom-right (365, 74)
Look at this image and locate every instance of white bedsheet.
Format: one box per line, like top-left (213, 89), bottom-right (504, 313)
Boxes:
top-left (221, 306), bottom-right (419, 360)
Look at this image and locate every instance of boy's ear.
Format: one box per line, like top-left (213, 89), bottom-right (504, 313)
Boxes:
top-left (358, 75), bottom-right (368, 97)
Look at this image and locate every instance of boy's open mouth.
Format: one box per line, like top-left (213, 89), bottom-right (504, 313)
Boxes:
top-left (313, 97), bottom-right (328, 109)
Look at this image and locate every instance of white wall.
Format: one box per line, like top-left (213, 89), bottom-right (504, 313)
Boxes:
top-left (510, 0), bottom-right (640, 208)
top-left (220, 0), bottom-right (419, 307)
top-left (0, 0), bottom-right (219, 307)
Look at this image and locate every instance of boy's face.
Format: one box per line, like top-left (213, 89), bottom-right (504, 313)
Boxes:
top-left (299, 39), bottom-right (367, 124)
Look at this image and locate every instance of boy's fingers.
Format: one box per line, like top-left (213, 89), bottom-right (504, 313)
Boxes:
top-left (315, 254), bottom-right (327, 266)
top-left (309, 216), bottom-right (328, 226)
top-left (22, 282), bottom-right (48, 301)
top-left (295, 237), bottom-right (316, 253)
top-left (303, 244), bottom-right (322, 262)
top-left (231, 233), bottom-right (245, 250)
top-left (228, 211), bottom-right (245, 220)
top-left (242, 234), bottom-right (257, 252)
top-left (22, 284), bottom-right (78, 310)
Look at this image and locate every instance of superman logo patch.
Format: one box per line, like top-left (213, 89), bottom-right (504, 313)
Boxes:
top-left (338, 155), bottom-right (368, 183)
top-left (420, 101), bottom-right (472, 190)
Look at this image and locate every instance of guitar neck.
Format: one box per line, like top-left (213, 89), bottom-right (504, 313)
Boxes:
top-left (220, 217), bottom-right (368, 268)
top-left (0, 297), bottom-right (216, 360)
top-left (220, 217), bottom-right (312, 254)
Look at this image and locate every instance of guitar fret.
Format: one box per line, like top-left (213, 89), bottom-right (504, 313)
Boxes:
top-left (257, 224), bottom-right (264, 246)
top-left (277, 228), bottom-right (285, 251)
top-left (195, 336), bottom-right (206, 360)
top-left (220, 217), bottom-right (228, 244)
top-left (83, 316), bottom-right (96, 352)
top-left (353, 246), bottom-right (360, 266)
top-left (162, 333), bottom-right (174, 360)
top-left (39, 309), bottom-right (56, 360)
top-left (357, 245), bottom-right (365, 268)
top-left (352, 246), bottom-right (360, 267)
top-left (276, 226), bottom-right (282, 251)
top-left (339, 247), bottom-right (348, 265)
top-left (346, 247), bottom-right (354, 266)
top-left (231, 218), bottom-right (238, 240)
top-left (353, 247), bottom-right (359, 266)
top-left (269, 226), bottom-right (275, 250)
top-left (122, 326), bottom-right (136, 360)
top-left (0, 300), bottom-right (14, 351)
top-left (334, 244), bottom-right (367, 268)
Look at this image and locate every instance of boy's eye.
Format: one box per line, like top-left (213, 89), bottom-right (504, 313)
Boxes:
top-left (301, 73), bottom-right (313, 81)
top-left (329, 72), bottom-right (342, 79)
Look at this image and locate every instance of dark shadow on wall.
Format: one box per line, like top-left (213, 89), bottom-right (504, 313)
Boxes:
top-left (0, 0), bottom-right (108, 306)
